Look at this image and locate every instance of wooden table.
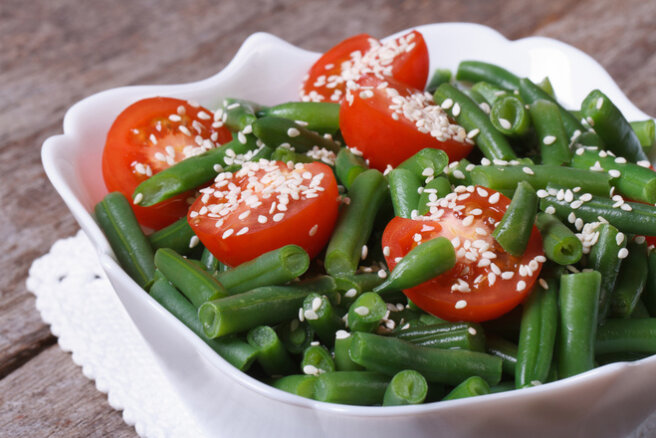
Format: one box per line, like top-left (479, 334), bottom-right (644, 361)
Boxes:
top-left (1, 0), bottom-right (654, 436)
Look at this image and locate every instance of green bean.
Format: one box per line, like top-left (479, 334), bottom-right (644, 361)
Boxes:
top-left (426, 68), bottom-right (452, 94)
top-left (610, 241), bottom-right (649, 318)
top-left (558, 271), bottom-right (601, 378)
top-left (271, 374), bottom-right (317, 399)
top-left (516, 278), bottom-right (558, 388)
top-left (147, 217), bottom-right (197, 255)
top-left (417, 176), bottom-right (451, 215)
top-left (333, 330), bottom-right (364, 371)
top-left (456, 61), bottom-right (520, 91)
top-left (388, 168), bottom-right (422, 219)
top-left (643, 251), bottom-right (656, 317)
top-left (278, 319), bottom-right (314, 355)
top-left (485, 334), bottom-right (518, 377)
top-left (529, 99), bottom-right (571, 165)
top-left (445, 159), bottom-right (474, 186)
top-left (334, 148), bottom-right (368, 190)
top-left (396, 148), bottom-right (449, 180)
top-left (471, 81), bottom-right (509, 105)
top-left (588, 223), bottom-right (627, 324)
top-left (539, 191), bottom-right (656, 236)
top-left (395, 322), bottom-right (485, 352)
top-left (491, 181), bottom-right (537, 256)
top-left (257, 102), bottom-right (340, 134)
top-left (214, 245), bottom-right (309, 295)
top-left (334, 273), bottom-right (386, 307)
top-left (199, 284), bottom-right (318, 338)
top-left (247, 325), bottom-right (296, 376)
top-left (324, 169), bottom-right (389, 276)
top-left (488, 381), bottom-right (516, 394)
top-left (595, 318), bottom-right (656, 355)
top-left (301, 345), bottom-right (335, 375)
top-left (443, 376), bottom-right (491, 401)
top-left (490, 95), bottom-right (531, 138)
top-left (252, 116), bottom-right (340, 154)
top-left (535, 212), bottom-right (582, 265)
top-left (383, 370), bottom-right (428, 406)
top-left (373, 237), bottom-right (455, 293)
top-left (149, 276), bottom-right (256, 371)
top-left (313, 371), bottom-right (390, 405)
top-left (133, 135), bottom-right (258, 206)
top-left (347, 292), bottom-right (386, 333)
top-left (301, 293), bottom-right (344, 345)
top-left (631, 119), bottom-right (655, 151)
top-left (536, 77), bottom-right (555, 97)
top-left (154, 248), bottom-right (227, 307)
top-left (571, 147), bottom-right (656, 204)
top-left (471, 164), bottom-right (611, 197)
top-left (349, 332), bottom-right (502, 386)
top-left (434, 83), bottom-right (517, 161)
top-left (580, 89), bottom-right (648, 163)
top-left (200, 248), bottom-right (227, 272)
top-left (221, 98), bottom-right (259, 132)
top-left (250, 144), bottom-right (274, 161)
top-left (270, 147), bottom-right (315, 164)
top-left (94, 192), bottom-right (155, 288)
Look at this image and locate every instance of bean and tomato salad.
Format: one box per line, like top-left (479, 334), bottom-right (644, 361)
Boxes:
top-left (95, 30), bottom-right (656, 406)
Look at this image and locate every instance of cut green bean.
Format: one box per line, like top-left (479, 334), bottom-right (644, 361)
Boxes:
top-left (471, 81), bottom-right (509, 105)
top-left (445, 159), bottom-right (474, 186)
top-left (418, 176), bottom-right (452, 215)
top-left (580, 89), bottom-right (648, 163)
top-left (529, 99), bottom-right (571, 165)
top-left (396, 148), bottom-right (449, 180)
top-left (95, 192), bottom-right (155, 288)
top-left (485, 334), bottom-right (518, 377)
top-left (133, 135), bottom-right (258, 206)
top-left (301, 345), bottom-right (335, 375)
top-left (395, 322), bottom-right (485, 352)
top-left (383, 370), bottom-right (428, 406)
top-left (324, 169), bottom-right (389, 276)
top-left (631, 299), bottom-right (650, 319)
top-left (271, 147), bottom-right (315, 164)
top-left (442, 376), bottom-right (490, 401)
top-left (535, 212), bottom-right (582, 265)
top-left (374, 237), bottom-right (455, 292)
top-left (631, 120), bottom-right (655, 152)
top-left (247, 325), bottom-right (296, 376)
top-left (301, 293), bottom-right (344, 345)
top-left (347, 292), bottom-right (387, 333)
top-left (313, 371), bottom-right (390, 405)
top-left (148, 217), bottom-right (197, 256)
top-left (215, 245), bottom-right (309, 295)
top-left (558, 271), bottom-right (601, 378)
top-left (335, 273), bottom-right (386, 307)
top-left (252, 116), bottom-right (340, 154)
top-left (588, 223), bottom-right (627, 324)
top-left (426, 68), bottom-right (452, 94)
top-left (349, 332), bottom-right (502, 386)
top-left (537, 77), bottom-right (555, 97)
top-left (335, 148), bottom-right (368, 190)
top-left (456, 61), bottom-right (520, 91)
top-left (200, 248), bottom-right (226, 272)
top-left (516, 278), bottom-right (558, 388)
top-left (491, 181), bottom-right (537, 256)
top-left (154, 248), bottom-right (228, 308)
top-left (278, 319), bottom-right (314, 355)
top-left (610, 241), bottom-right (649, 318)
top-left (257, 102), bottom-right (340, 134)
top-left (333, 331), bottom-right (363, 371)
top-left (221, 98), bottom-right (259, 132)
top-left (149, 276), bottom-right (256, 371)
top-left (388, 168), bottom-right (422, 219)
top-left (434, 83), bottom-right (516, 161)
top-left (271, 374), bottom-right (317, 399)
top-left (490, 95), bottom-right (531, 138)
top-left (595, 318), bottom-right (656, 355)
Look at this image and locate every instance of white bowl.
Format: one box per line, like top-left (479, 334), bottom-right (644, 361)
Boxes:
top-left (42, 23), bottom-right (656, 438)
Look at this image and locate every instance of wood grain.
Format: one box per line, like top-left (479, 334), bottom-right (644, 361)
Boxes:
top-left (1, 0), bottom-right (654, 436)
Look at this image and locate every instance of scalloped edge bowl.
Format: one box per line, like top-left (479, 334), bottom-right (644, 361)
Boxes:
top-left (42, 23), bottom-right (656, 438)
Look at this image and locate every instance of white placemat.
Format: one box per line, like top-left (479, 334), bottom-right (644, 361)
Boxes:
top-left (26, 230), bottom-right (205, 438)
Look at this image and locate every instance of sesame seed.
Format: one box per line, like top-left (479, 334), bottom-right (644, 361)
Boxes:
top-left (309, 224), bottom-right (318, 236)
top-left (303, 365), bottom-right (320, 375)
top-left (635, 235), bottom-right (646, 244)
top-left (222, 229), bottom-right (234, 239)
top-left (453, 170), bottom-right (465, 179)
top-left (169, 114), bottom-right (182, 122)
top-left (488, 272), bottom-right (497, 286)
top-left (377, 269), bottom-right (387, 279)
top-left (236, 227), bottom-right (249, 236)
top-left (189, 235), bottom-right (200, 248)
top-left (440, 98), bottom-right (453, 109)
top-left (383, 246), bottom-right (390, 256)
top-left (516, 280), bottom-right (526, 291)
top-left (361, 245), bottom-right (369, 260)
top-left (501, 271), bottom-right (514, 280)
top-left (344, 288), bottom-right (357, 298)
top-left (273, 213), bottom-right (285, 222)
top-left (608, 169), bottom-right (621, 178)
top-left (455, 300), bottom-right (467, 309)
top-left (596, 97), bottom-right (604, 110)
top-left (179, 125), bottom-right (192, 136)
top-left (498, 118), bottom-right (512, 130)
top-left (413, 233), bottom-right (422, 242)
top-left (287, 127), bottom-right (301, 137)
top-left (539, 278), bottom-right (549, 289)
top-left (467, 129), bottom-right (480, 139)
top-left (354, 306), bottom-right (370, 316)
top-left (470, 208), bottom-right (483, 216)
top-left (304, 309), bottom-right (319, 320)
top-left (298, 307), bottom-right (305, 322)
top-left (462, 216), bottom-right (474, 226)
top-left (545, 206), bottom-right (556, 214)
top-left (522, 166), bottom-right (535, 175)
top-left (335, 330), bottom-right (350, 340)
top-left (543, 135), bottom-right (557, 145)
top-left (133, 193), bottom-right (144, 205)
top-left (616, 232), bottom-right (625, 246)
top-left (618, 248), bottom-right (629, 259)
top-left (488, 192), bottom-right (500, 204)
top-left (452, 103), bottom-right (461, 117)
top-left (568, 212), bottom-right (576, 224)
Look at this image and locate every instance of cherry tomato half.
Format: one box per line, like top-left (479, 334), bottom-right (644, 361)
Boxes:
top-left (102, 97), bottom-right (232, 229)
top-left (339, 74), bottom-right (473, 171)
top-left (300, 30), bottom-right (429, 103)
top-left (188, 160), bottom-right (340, 267)
top-left (382, 186), bottom-right (545, 322)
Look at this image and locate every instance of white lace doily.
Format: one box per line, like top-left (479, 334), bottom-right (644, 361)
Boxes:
top-left (26, 230), bottom-right (205, 438)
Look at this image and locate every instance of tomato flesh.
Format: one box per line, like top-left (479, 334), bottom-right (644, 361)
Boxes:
top-left (102, 97), bottom-right (231, 229)
top-left (382, 186), bottom-right (544, 322)
top-left (339, 74), bottom-right (473, 171)
top-left (188, 160), bottom-right (339, 267)
top-left (300, 30), bottom-right (429, 103)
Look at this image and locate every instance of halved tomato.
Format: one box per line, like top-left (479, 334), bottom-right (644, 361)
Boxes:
top-left (187, 159), bottom-right (340, 267)
top-left (300, 30), bottom-right (429, 103)
top-left (382, 185), bottom-right (545, 322)
top-left (339, 74), bottom-right (473, 171)
top-left (102, 97), bottom-right (232, 229)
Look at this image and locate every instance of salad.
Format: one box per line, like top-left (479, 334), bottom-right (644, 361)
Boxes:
top-left (94, 29), bottom-right (656, 406)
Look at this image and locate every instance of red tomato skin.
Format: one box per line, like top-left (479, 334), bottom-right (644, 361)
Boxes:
top-left (102, 97), bottom-right (231, 229)
top-left (188, 162), bottom-right (339, 267)
top-left (339, 75), bottom-right (473, 171)
top-left (382, 188), bottom-right (544, 322)
top-left (389, 30), bottom-right (429, 91)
